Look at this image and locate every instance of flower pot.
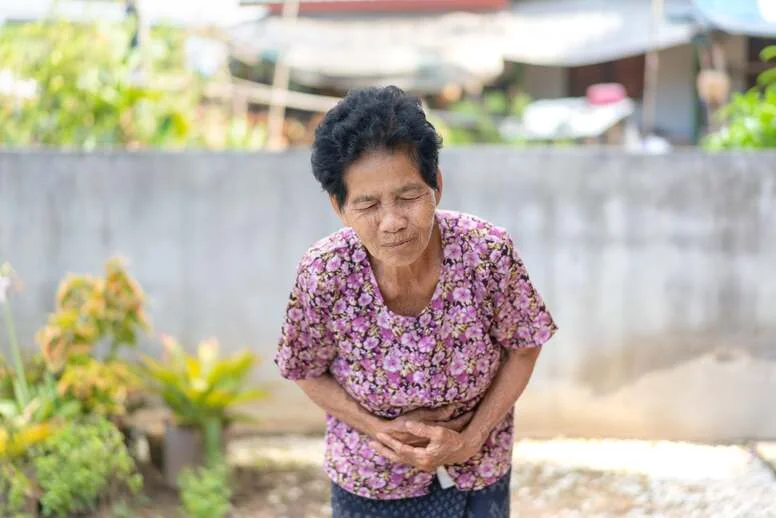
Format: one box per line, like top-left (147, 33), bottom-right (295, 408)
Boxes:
top-left (162, 421), bottom-right (225, 488)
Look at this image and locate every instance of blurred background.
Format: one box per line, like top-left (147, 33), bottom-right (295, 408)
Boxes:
top-left (1, 1), bottom-right (775, 517)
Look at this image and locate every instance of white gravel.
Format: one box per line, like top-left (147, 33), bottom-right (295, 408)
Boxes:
top-left (229, 436), bottom-right (776, 517)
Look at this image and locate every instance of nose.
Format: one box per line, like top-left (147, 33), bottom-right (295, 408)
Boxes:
top-left (379, 207), bottom-right (408, 235)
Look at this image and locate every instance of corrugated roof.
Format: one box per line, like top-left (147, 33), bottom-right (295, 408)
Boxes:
top-left (240, 0), bottom-right (506, 14)
top-left (228, 11), bottom-right (507, 92)
top-left (0, 0), bottom-right (267, 27)
top-left (503, 0), bottom-right (699, 67)
top-left (693, 0), bottom-right (776, 37)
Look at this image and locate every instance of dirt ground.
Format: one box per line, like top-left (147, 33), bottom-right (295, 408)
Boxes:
top-left (125, 435), bottom-right (776, 518)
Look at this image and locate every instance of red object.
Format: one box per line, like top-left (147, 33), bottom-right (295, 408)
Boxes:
top-left (586, 83), bottom-right (628, 105)
top-left (264, 0), bottom-right (507, 14)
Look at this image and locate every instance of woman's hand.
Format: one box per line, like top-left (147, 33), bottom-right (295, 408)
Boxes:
top-left (379, 406), bottom-right (474, 447)
top-left (371, 421), bottom-right (484, 472)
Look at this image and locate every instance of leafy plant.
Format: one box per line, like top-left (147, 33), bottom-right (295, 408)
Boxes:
top-left (141, 336), bottom-right (265, 428)
top-left (0, 20), bottom-right (267, 150)
top-left (56, 358), bottom-right (143, 417)
top-left (0, 462), bottom-right (35, 518)
top-left (36, 257), bottom-right (150, 372)
top-left (178, 460), bottom-right (232, 518)
top-left (1, 263), bottom-right (31, 407)
top-left (32, 417), bottom-right (142, 517)
top-left (141, 336), bottom-right (265, 461)
top-left (703, 45), bottom-right (776, 150)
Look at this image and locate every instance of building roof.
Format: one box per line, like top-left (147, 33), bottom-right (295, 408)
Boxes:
top-left (0, 0), bottom-right (267, 27)
top-left (228, 11), bottom-right (507, 93)
top-left (693, 0), bottom-right (776, 37)
top-left (240, 0), bottom-right (506, 15)
top-left (502, 0), bottom-right (700, 67)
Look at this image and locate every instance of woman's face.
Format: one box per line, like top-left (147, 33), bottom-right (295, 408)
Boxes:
top-left (333, 150), bottom-right (442, 268)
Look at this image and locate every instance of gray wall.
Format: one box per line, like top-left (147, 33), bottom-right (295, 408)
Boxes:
top-left (1, 149), bottom-right (775, 441)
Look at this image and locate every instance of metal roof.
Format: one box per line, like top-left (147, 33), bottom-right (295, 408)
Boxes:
top-left (502, 0), bottom-right (700, 67)
top-left (693, 0), bottom-right (776, 37)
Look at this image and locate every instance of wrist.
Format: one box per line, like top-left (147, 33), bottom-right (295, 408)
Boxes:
top-left (462, 425), bottom-right (487, 453)
top-left (364, 415), bottom-right (388, 440)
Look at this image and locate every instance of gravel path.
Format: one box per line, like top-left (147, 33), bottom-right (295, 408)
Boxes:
top-left (229, 436), bottom-right (776, 518)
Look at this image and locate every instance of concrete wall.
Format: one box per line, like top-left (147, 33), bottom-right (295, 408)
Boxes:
top-left (1, 149), bottom-right (775, 441)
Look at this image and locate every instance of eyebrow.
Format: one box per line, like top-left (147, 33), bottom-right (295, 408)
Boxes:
top-left (350, 183), bottom-right (426, 205)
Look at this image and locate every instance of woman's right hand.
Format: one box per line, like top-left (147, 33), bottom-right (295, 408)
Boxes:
top-left (377, 406), bottom-right (474, 447)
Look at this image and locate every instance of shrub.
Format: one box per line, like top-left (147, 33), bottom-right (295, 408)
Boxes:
top-left (178, 460), bottom-right (232, 518)
top-left (31, 417), bottom-right (142, 517)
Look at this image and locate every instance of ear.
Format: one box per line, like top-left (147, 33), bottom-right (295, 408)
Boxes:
top-left (329, 195), bottom-right (347, 224)
top-left (434, 168), bottom-right (443, 206)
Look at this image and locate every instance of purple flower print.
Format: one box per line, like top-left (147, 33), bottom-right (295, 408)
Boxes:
top-left (358, 293), bottom-right (373, 307)
top-left (412, 371), bottom-right (428, 384)
top-left (453, 286), bottom-right (472, 304)
top-left (382, 354), bottom-right (402, 373)
top-left (275, 211), bottom-right (556, 500)
top-left (418, 335), bottom-right (435, 353)
top-left (352, 316), bottom-right (369, 335)
top-left (287, 307), bottom-right (304, 322)
top-left (478, 461), bottom-right (497, 479)
top-left (333, 299), bottom-right (347, 314)
top-left (353, 248), bottom-right (367, 263)
top-left (450, 353), bottom-right (467, 376)
top-left (326, 255), bottom-right (342, 272)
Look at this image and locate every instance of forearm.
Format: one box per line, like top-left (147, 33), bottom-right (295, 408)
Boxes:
top-left (296, 374), bottom-right (384, 439)
top-left (464, 346), bottom-right (542, 447)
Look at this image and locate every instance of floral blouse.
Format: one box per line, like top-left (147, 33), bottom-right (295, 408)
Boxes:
top-left (275, 210), bottom-right (557, 500)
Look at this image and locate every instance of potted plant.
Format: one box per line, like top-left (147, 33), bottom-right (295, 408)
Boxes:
top-left (140, 335), bottom-right (266, 486)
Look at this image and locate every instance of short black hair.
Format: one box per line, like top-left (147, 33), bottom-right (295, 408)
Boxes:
top-left (311, 85), bottom-right (443, 209)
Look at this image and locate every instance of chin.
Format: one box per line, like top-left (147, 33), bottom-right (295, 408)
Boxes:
top-left (378, 244), bottom-right (423, 267)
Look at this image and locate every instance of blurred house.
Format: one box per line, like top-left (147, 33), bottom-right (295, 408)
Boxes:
top-left (231, 0), bottom-right (510, 95)
top-left (506, 0), bottom-right (776, 144)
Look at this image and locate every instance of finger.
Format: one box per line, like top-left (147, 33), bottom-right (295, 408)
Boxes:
top-left (370, 441), bottom-right (403, 464)
top-left (385, 431), bottom-right (430, 448)
top-left (404, 421), bottom-right (446, 441)
top-left (444, 411), bottom-right (475, 432)
top-left (377, 432), bottom-right (425, 459)
top-left (431, 405), bottom-right (456, 421)
top-left (405, 405), bottom-right (453, 421)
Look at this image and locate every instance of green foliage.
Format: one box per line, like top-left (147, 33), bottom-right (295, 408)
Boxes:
top-left (31, 417), bottom-right (142, 517)
top-left (0, 20), bottom-right (265, 149)
top-left (140, 336), bottom-right (266, 430)
top-left (0, 20), bottom-right (195, 148)
top-left (432, 90), bottom-right (532, 145)
top-left (178, 460), bottom-right (232, 518)
top-left (703, 45), bottom-right (776, 150)
top-left (36, 257), bottom-right (150, 371)
top-left (0, 462), bottom-right (34, 518)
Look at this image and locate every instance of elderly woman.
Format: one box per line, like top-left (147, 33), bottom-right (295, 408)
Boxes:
top-left (275, 86), bottom-right (556, 517)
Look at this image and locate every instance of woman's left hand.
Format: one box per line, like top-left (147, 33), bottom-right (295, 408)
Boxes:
top-left (372, 421), bottom-right (483, 472)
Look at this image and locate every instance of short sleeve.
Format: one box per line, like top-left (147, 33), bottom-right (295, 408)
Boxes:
top-left (489, 234), bottom-right (557, 350)
top-left (274, 263), bottom-right (337, 380)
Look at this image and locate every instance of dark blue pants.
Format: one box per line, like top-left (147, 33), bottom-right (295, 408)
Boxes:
top-left (331, 470), bottom-right (511, 518)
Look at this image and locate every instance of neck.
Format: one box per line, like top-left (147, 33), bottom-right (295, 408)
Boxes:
top-left (374, 222), bottom-right (442, 287)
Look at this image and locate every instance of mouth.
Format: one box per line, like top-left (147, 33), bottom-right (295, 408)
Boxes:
top-left (384, 237), bottom-right (413, 249)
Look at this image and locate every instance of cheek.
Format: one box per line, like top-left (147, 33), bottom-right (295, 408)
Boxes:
top-left (411, 200), bottom-right (437, 230)
top-left (350, 216), bottom-right (380, 245)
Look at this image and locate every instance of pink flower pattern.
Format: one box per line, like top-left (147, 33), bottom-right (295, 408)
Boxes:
top-left (275, 210), bottom-right (556, 500)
